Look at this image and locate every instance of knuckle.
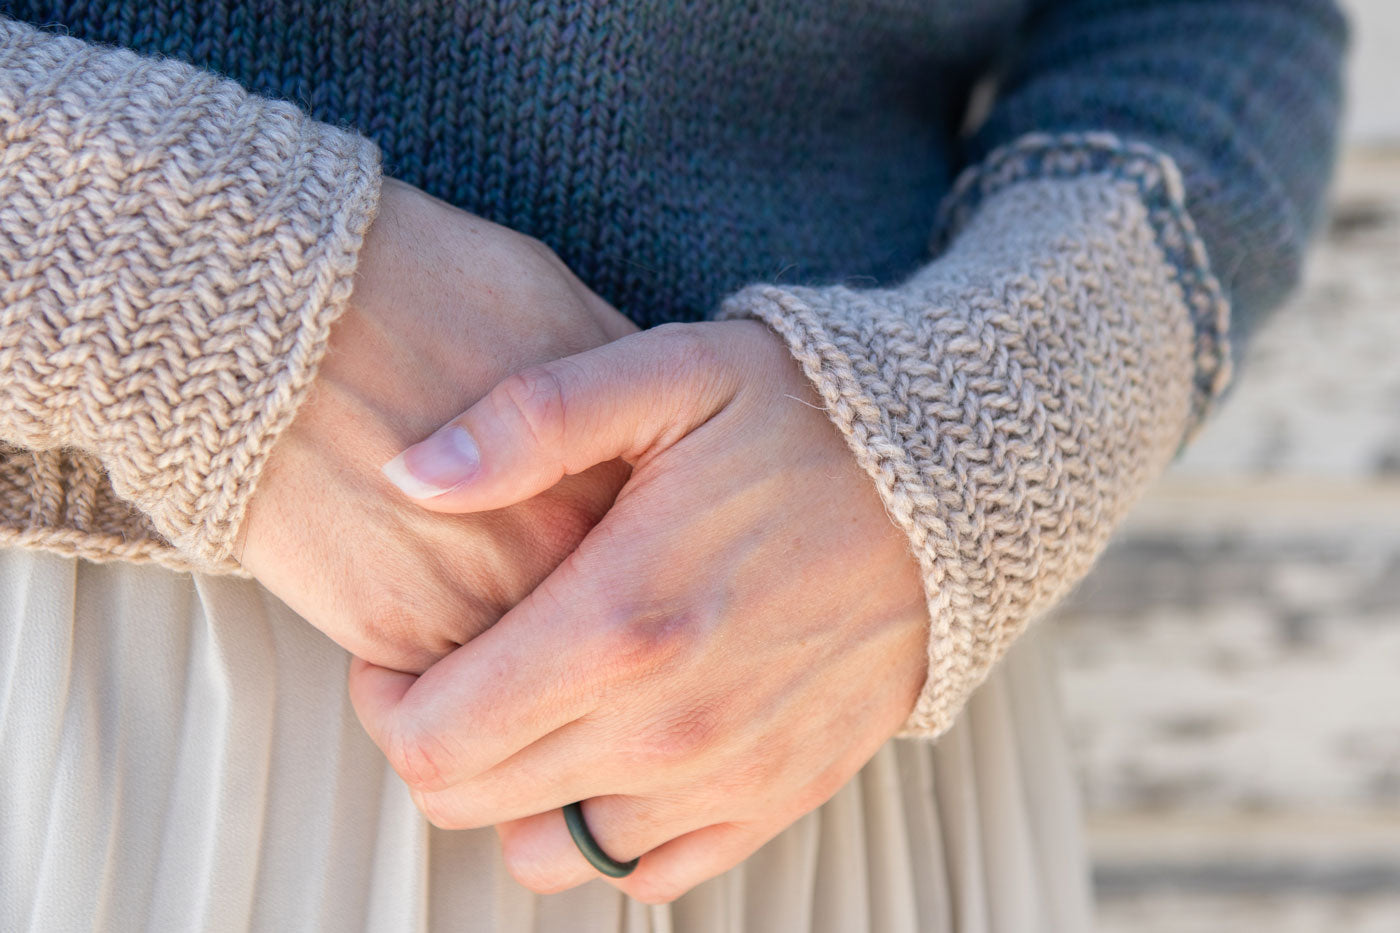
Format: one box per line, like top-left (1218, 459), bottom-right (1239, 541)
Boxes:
top-left (353, 585), bottom-right (458, 674)
top-left (357, 602), bottom-right (419, 658)
top-left (646, 323), bottom-right (716, 377)
top-left (618, 703), bottom-right (723, 772)
top-left (494, 365), bottom-right (570, 452)
top-left (384, 720), bottom-right (459, 794)
top-left (645, 707), bottom-right (722, 762)
top-left (636, 323), bottom-right (732, 432)
top-left (517, 232), bottom-right (560, 264)
top-left (596, 603), bottom-right (702, 681)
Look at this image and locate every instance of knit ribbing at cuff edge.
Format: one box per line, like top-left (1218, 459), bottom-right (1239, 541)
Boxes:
top-left (0, 522), bottom-right (190, 573)
top-left (183, 130), bottom-right (382, 573)
top-left (936, 132), bottom-right (1232, 441)
top-left (716, 286), bottom-right (966, 738)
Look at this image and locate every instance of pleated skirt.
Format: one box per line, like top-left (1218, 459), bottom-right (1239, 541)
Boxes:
top-left (0, 548), bottom-right (1093, 932)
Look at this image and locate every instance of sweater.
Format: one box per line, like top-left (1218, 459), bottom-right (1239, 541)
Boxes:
top-left (0, 2), bottom-right (1346, 737)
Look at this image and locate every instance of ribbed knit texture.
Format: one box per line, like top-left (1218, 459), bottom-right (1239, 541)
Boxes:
top-left (0, 18), bottom-right (381, 571)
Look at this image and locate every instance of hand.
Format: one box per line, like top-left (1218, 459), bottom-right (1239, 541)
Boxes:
top-left (239, 178), bottom-right (637, 672)
top-left (349, 321), bottom-right (930, 903)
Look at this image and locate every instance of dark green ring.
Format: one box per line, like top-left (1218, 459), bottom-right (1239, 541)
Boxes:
top-left (563, 801), bottom-right (639, 878)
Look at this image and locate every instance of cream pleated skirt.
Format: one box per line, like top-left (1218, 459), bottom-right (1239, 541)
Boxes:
top-left (0, 548), bottom-right (1092, 932)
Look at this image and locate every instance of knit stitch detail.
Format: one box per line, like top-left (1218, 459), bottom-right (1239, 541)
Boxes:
top-left (937, 132), bottom-right (1232, 438)
top-left (720, 174), bottom-right (1198, 737)
top-left (0, 18), bottom-right (382, 572)
top-left (0, 445), bottom-right (191, 570)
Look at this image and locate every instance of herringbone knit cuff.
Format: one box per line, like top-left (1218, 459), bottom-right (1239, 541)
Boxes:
top-left (0, 19), bottom-right (381, 572)
top-left (719, 136), bottom-right (1230, 738)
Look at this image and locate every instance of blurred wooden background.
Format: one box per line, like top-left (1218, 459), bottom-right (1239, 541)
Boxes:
top-left (1052, 3), bottom-right (1400, 929)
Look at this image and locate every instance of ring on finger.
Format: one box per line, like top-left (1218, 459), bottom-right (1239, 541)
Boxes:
top-left (562, 801), bottom-right (639, 878)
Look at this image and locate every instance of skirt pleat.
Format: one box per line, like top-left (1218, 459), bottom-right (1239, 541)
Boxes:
top-left (0, 550), bottom-right (1092, 932)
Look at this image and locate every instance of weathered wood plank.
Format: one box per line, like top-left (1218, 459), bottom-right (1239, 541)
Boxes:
top-left (1053, 145), bottom-right (1400, 929)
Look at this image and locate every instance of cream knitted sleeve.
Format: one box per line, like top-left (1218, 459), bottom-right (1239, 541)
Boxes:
top-left (718, 134), bottom-right (1232, 738)
top-left (0, 18), bottom-right (380, 572)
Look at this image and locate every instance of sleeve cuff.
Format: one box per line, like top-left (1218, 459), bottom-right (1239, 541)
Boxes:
top-left (937, 132), bottom-right (1234, 437)
top-left (719, 135), bottom-right (1225, 737)
top-left (0, 19), bottom-right (382, 571)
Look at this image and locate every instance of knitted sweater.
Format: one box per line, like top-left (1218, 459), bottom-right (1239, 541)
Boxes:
top-left (0, 3), bottom-right (1345, 737)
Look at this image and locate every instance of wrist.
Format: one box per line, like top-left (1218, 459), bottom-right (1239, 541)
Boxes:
top-left (242, 180), bottom-right (636, 575)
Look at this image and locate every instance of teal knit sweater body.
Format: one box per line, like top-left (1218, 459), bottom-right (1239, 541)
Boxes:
top-left (0, 3), bottom-right (1346, 736)
top-left (4, 0), bottom-right (1345, 338)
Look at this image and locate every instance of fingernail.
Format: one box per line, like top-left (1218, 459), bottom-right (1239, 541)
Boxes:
top-left (381, 425), bottom-right (480, 498)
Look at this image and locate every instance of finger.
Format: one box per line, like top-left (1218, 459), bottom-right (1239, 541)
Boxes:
top-left (495, 796), bottom-right (711, 895)
top-left (345, 656), bottom-right (418, 737)
top-left (380, 323), bottom-right (741, 513)
top-left (346, 584), bottom-right (597, 793)
top-left (346, 539), bottom-right (666, 795)
top-left (407, 719), bottom-right (618, 829)
top-left (615, 821), bottom-right (774, 905)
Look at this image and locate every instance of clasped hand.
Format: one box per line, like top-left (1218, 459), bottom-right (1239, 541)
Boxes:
top-left (352, 318), bottom-right (930, 903)
top-left (244, 179), bottom-right (929, 904)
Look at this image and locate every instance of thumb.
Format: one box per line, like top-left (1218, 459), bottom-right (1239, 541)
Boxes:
top-left (381, 324), bottom-right (739, 513)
